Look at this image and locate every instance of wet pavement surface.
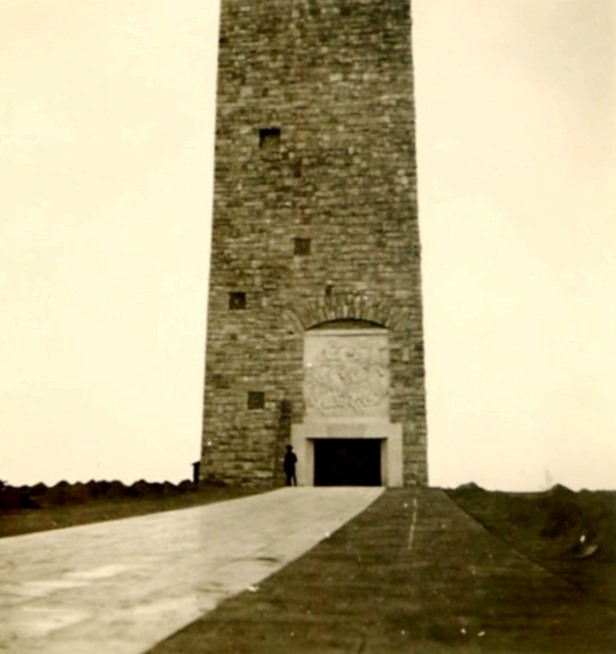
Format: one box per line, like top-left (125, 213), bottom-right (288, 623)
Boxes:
top-left (151, 488), bottom-right (616, 654)
top-left (0, 487), bottom-right (382, 653)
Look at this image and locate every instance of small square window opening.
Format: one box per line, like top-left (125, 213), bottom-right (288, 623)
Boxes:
top-left (259, 127), bottom-right (281, 149)
top-left (294, 238), bottom-right (311, 256)
top-left (229, 292), bottom-right (246, 310)
top-left (247, 391), bottom-right (265, 410)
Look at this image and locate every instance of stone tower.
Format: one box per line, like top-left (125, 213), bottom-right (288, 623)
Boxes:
top-left (201, 0), bottom-right (427, 487)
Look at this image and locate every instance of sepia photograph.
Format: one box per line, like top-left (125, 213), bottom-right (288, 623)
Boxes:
top-left (0, 0), bottom-right (614, 651)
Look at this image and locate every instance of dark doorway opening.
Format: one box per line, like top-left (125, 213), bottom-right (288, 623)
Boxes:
top-left (314, 439), bottom-right (382, 486)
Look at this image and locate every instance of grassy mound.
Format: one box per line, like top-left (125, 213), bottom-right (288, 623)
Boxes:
top-left (447, 484), bottom-right (616, 606)
top-left (0, 480), bottom-right (262, 538)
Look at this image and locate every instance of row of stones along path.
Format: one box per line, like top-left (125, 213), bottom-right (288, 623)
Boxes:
top-left (151, 488), bottom-right (615, 654)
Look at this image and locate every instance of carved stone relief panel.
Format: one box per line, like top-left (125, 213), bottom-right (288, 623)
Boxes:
top-left (304, 330), bottom-right (390, 418)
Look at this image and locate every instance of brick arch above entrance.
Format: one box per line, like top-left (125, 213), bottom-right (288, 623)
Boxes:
top-left (310, 318), bottom-right (386, 331)
top-left (287, 293), bottom-right (410, 332)
top-left (291, 316), bottom-right (404, 487)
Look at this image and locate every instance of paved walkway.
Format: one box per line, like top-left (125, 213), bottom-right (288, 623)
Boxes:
top-left (151, 488), bottom-right (616, 654)
top-left (0, 487), bottom-right (382, 654)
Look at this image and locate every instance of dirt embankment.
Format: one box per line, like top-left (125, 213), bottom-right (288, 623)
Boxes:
top-left (0, 478), bottom-right (198, 510)
top-left (0, 480), bottom-right (260, 538)
top-left (447, 483), bottom-right (616, 607)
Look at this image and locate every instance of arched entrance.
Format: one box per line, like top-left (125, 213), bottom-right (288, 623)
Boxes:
top-left (291, 320), bottom-right (403, 487)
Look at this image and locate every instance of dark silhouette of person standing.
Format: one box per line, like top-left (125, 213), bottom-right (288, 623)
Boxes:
top-left (283, 445), bottom-right (298, 486)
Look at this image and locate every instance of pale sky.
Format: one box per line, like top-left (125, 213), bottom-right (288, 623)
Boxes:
top-left (1, 0), bottom-right (614, 490)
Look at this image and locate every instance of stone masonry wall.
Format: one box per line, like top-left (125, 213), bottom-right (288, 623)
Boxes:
top-left (202, 0), bottom-right (427, 486)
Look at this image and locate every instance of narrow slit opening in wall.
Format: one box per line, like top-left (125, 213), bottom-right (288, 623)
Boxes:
top-left (228, 292), bottom-right (246, 310)
top-left (259, 127), bottom-right (281, 149)
top-left (247, 391), bottom-right (265, 410)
